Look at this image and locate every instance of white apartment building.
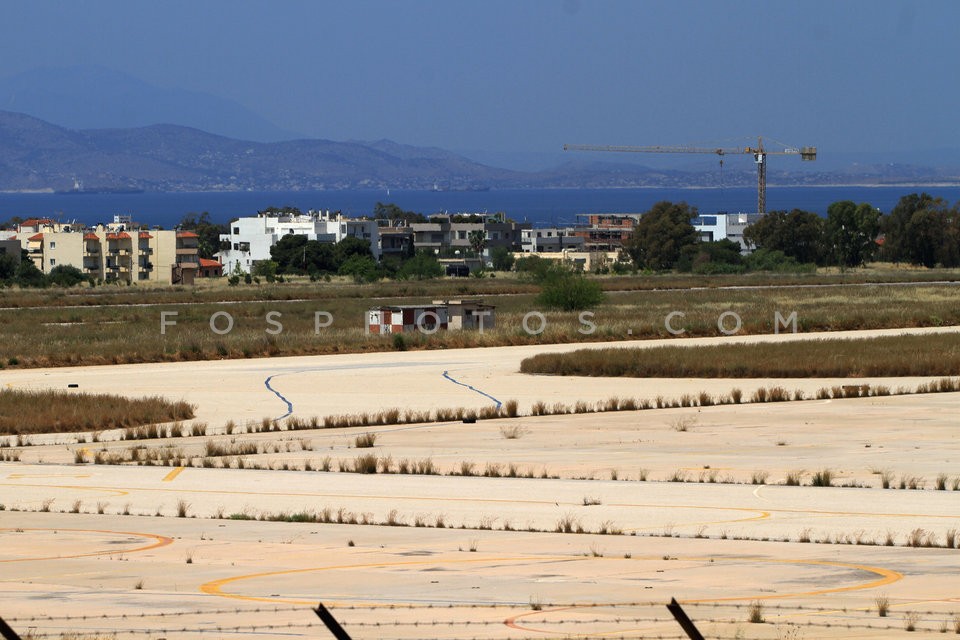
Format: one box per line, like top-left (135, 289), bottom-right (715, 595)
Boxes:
top-left (520, 227), bottom-right (584, 253)
top-left (216, 209), bottom-right (380, 274)
top-left (692, 212), bottom-right (762, 252)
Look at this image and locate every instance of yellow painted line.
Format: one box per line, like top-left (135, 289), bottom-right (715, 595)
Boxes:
top-left (0, 527), bottom-right (173, 563)
top-left (1, 482), bottom-right (128, 497)
top-left (162, 466), bottom-right (185, 482)
top-left (7, 474), bottom-right (92, 479)
top-left (199, 552), bottom-right (901, 610)
top-left (679, 556), bottom-right (903, 602)
top-left (200, 555), bottom-right (579, 605)
top-left (504, 555), bottom-right (903, 635)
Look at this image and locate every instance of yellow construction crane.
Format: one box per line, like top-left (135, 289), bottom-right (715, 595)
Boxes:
top-left (563, 137), bottom-right (816, 214)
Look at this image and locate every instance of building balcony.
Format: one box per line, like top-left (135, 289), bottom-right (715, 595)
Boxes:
top-left (84, 248), bottom-right (100, 256)
top-left (139, 246), bottom-right (153, 255)
top-left (176, 248), bottom-right (198, 255)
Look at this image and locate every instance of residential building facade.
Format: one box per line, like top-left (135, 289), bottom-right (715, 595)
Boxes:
top-left (409, 213), bottom-right (530, 256)
top-left (572, 213), bottom-right (644, 252)
top-left (216, 209), bottom-right (380, 274)
top-left (22, 227), bottom-right (198, 284)
top-left (520, 227), bottom-right (584, 253)
top-left (692, 213), bottom-right (762, 251)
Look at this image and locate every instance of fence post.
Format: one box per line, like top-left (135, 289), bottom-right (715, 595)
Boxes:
top-left (0, 617), bottom-right (23, 640)
top-left (666, 598), bottom-right (705, 640)
top-left (313, 602), bottom-right (353, 640)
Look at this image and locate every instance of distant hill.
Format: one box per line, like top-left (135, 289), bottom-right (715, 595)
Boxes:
top-left (0, 65), bottom-right (302, 142)
top-left (1, 109), bottom-right (959, 193)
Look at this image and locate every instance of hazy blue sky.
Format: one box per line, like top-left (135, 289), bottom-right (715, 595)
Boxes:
top-left (2, 0), bottom-right (958, 158)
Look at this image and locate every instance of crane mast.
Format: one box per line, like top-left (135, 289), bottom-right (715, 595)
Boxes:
top-left (563, 137), bottom-right (816, 214)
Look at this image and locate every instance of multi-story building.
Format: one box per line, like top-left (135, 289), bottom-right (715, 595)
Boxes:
top-left (692, 212), bottom-right (762, 251)
top-left (520, 227), bottom-right (584, 253)
top-left (572, 213), bottom-right (643, 252)
top-left (216, 209), bottom-right (380, 274)
top-left (24, 227), bottom-right (199, 284)
top-left (378, 225), bottom-right (415, 259)
top-left (409, 213), bottom-right (530, 256)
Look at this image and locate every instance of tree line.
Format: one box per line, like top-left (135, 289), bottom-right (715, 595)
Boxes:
top-left (623, 193), bottom-right (960, 272)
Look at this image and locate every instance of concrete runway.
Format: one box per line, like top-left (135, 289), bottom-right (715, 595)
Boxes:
top-left (1, 327), bottom-right (960, 638)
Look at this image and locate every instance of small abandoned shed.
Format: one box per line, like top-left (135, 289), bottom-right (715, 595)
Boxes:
top-left (366, 299), bottom-right (494, 334)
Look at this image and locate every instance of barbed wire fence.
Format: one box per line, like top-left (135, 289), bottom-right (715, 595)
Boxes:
top-left (2, 598), bottom-right (959, 639)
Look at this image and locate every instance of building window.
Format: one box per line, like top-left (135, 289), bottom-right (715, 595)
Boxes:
top-left (233, 227), bottom-right (240, 234)
top-left (50, 241), bottom-right (56, 249)
top-left (50, 258), bottom-right (56, 266)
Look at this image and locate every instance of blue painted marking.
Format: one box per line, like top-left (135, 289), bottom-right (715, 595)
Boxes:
top-left (262, 361), bottom-right (456, 423)
top-left (264, 374), bottom-right (294, 421)
top-left (442, 370), bottom-right (502, 408)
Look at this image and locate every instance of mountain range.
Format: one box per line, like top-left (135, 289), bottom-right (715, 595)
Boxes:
top-left (1, 112), bottom-right (960, 193)
top-left (1, 65), bottom-right (960, 193)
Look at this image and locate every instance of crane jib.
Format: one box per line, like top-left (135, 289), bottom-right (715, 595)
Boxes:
top-left (563, 138), bottom-right (816, 214)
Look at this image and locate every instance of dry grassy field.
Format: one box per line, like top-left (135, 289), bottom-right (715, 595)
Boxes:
top-left (2, 276), bottom-right (959, 369)
top-left (520, 332), bottom-right (960, 378)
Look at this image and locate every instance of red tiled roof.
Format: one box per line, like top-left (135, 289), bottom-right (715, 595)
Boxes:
top-left (83, 233), bottom-right (98, 241)
top-left (139, 232), bottom-right (153, 239)
top-left (176, 231), bottom-right (199, 238)
top-left (106, 232), bottom-right (132, 240)
top-left (199, 258), bottom-right (223, 268)
top-left (28, 233), bottom-right (44, 241)
top-left (21, 218), bottom-right (53, 227)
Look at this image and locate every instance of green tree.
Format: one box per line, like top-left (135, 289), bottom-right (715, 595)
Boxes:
top-left (47, 265), bottom-right (88, 287)
top-left (536, 269), bottom-right (605, 311)
top-left (490, 246), bottom-right (515, 271)
top-left (825, 201), bottom-right (881, 268)
top-left (904, 205), bottom-right (960, 268)
top-left (678, 239), bottom-right (744, 274)
top-left (468, 229), bottom-right (487, 258)
top-left (881, 194), bottom-right (959, 267)
top-left (14, 259), bottom-right (46, 288)
top-left (0, 252), bottom-right (17, 281)
top-left (881, 193), bottom-right (939, 263)
top-left (743, 209), bottom-right (824, 264)
top-left (270, 235), bottom-right (338, 274)
top-left (334, 236), bottom-right (373, 266)
top-left (0, 215), bottom-right (24, 229)
top-left (373, 202), bottom-right (426, 224)
top-left (396, 251), bottom-right (443, 280)
top-left (252, 260), bottom-right (279, 282)
top-left (179, 212), bottom-right (228, 260)
top-left (624, 201), bottom-right (698, 271)
top-left (260, 205), bottom-right (302, 216)
top-left (338, 254), bottom-right (380, 283)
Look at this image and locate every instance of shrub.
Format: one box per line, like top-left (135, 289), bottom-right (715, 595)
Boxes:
top-left (875, 594), bottom-right (890, 617)
top-left (354, 433), bottom-right (378, 448)
top-left (536, 272), bottom-right (604, 311)
top-left (354, 454), bottom-right (379, 474)
top-left (810, 469), bottom-right (833, 487)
